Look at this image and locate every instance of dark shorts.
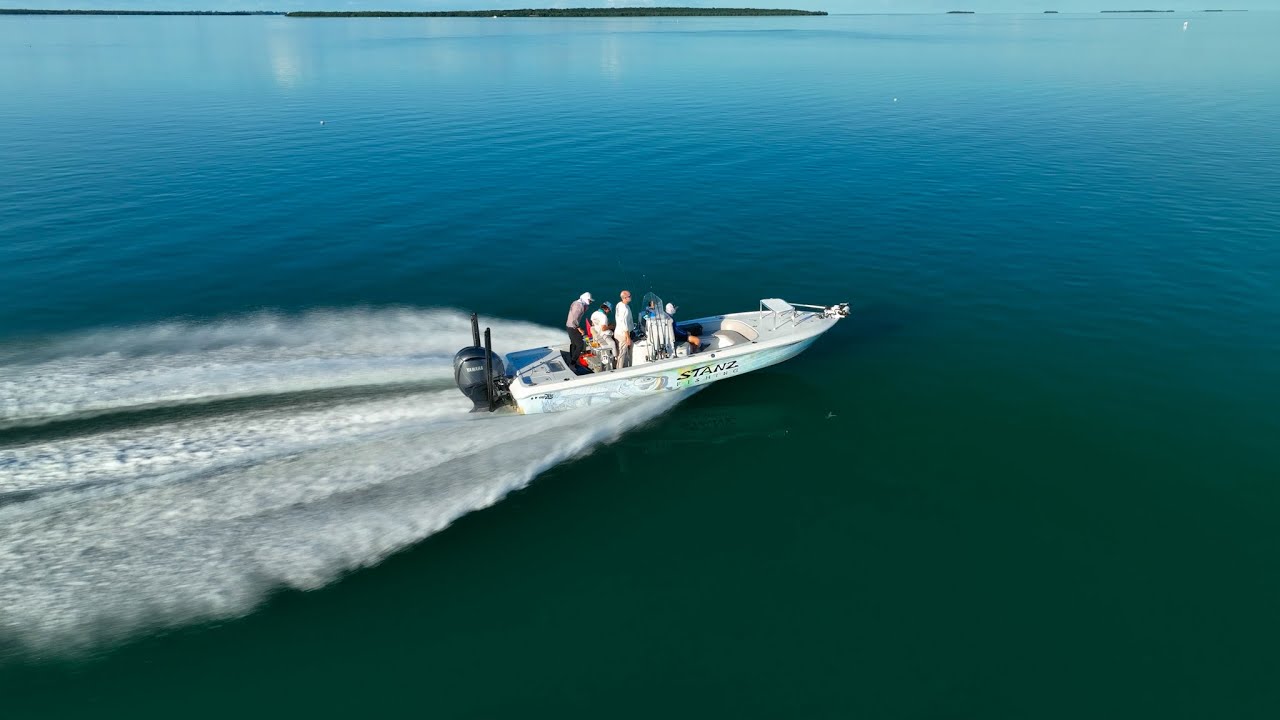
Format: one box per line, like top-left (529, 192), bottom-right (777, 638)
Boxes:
top-left (674, 322), bottom-right (701, 343)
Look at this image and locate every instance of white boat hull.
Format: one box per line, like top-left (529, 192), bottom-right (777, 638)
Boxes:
top-left (499, 299), bottom-right (848, 415)
top-left (512, 334), bottom-right (821, 414)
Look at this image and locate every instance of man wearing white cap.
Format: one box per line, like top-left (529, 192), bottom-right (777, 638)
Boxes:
top-left (565, 291), bottom-right (593, 365)
top-left (590, 300), bottom-right (615, 370)
top-left (666, 302), bottom-right (702, 352)
top-left (614, 289), bottom-right (634, 369)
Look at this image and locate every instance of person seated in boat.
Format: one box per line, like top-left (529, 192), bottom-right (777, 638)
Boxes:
top-left (590, 301), bottom-right (616, 369)
top-left (666, 302), bottom-right (702, 353)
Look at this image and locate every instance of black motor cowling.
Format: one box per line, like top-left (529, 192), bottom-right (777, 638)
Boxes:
top-left (454, 315), bottom-right (508, 412)
top-left (453, 345), bottom-right (505, 411)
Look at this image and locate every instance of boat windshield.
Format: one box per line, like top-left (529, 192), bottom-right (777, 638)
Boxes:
top-left (639, 292), bottom-right (676, 362)
top-left (640, 292), bottom-right (665, 322)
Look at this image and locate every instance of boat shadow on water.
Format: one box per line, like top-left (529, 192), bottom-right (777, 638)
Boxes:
top-left (603, 302), bottom-right (912, 473)
top-left (827, 301), bottom-right (917, 351)
top-left (610, 374), bottom-right (837, 474)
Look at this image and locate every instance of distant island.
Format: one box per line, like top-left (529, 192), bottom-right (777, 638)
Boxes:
top-left (14, 7), bottom-right (1253, 19)
top-left (0, 8), bottom-right (282, 13)
top-left (0, 7), bottom-right (826, 17)
top-left (287, 8), bottom-right (826, 17)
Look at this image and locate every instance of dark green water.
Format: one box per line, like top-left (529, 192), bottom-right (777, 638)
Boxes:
top-left (3, 13), bottom-right (1279, 717)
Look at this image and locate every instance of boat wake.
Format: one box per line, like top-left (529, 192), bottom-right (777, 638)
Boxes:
top-left (0, 309), bottom-right (685, 660)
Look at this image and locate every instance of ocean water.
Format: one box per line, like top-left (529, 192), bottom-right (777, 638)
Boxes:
top-left (2, 12), bottom-right (1279, 718)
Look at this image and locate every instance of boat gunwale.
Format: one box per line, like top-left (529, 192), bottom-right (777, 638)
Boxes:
top-left (506, 308), bottom-right (836, 398)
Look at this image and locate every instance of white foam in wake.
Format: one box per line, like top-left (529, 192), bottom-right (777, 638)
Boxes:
top-left (1, 389), bottom-right (465, 497)
top-left (0, 309), bottom-right (688, 659)
top-left (0, 307), bottom-right (561, 429)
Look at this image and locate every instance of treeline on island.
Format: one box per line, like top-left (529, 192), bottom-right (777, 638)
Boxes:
top-left (287, 8), bottom-right (827, 17)
top-left (0, 8), bottom-right (283, 13)
top-left (0, 8), bottom-right (825, 17)
top-left (0, 8), bottom-right (1249, 17)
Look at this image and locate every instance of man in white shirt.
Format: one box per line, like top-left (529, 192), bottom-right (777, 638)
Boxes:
top-left (614, 289), bottom-right (634, 369)
top-left (590, 301), bottom-right (615, 370)
top-left (666, 302), bottom-right (701, 352)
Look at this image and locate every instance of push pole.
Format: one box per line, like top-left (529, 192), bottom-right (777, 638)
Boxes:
top-left (471, 312), bottom-right (481, 348)
top-left (483, 328), bottom-right (495, 412)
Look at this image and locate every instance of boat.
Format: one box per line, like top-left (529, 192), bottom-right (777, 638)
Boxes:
top-left (453, 293), bottom-right (849, 414)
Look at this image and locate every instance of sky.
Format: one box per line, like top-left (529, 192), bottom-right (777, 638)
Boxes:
top-left (5, 1), bottom-right (1274, 12)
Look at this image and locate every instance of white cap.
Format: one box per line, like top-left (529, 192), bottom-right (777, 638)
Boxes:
top-left (580, 292), bottom-right (593, 304)
top-left (665, 303), bottom-right (677, 314)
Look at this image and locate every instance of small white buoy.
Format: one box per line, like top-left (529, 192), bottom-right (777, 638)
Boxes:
top-left (1183, 21), bottom-right (1189, 31)
top-left (893, 97), bottom-right (898, 102)
top-left (319, 120), bottom-right (326, 125)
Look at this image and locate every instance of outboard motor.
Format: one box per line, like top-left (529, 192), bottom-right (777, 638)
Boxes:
top-left (453, 314), bottom-right (509, 412)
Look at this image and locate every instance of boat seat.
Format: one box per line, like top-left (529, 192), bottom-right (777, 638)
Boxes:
top-left (720, 319), bottom-right (759, 341)
top-left (711, 329), bottom-right (749, 348)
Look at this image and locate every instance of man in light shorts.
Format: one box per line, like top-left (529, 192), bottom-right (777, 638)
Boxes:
top-left (613, 289), bottom-right (634, 369)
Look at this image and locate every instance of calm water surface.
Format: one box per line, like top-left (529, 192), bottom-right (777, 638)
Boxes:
top-left (1, 13), bottom-right (1278, 718)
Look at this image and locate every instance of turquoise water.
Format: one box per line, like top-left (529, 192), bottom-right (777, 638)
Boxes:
top-left (2, 13), bottom-right (1279, 717)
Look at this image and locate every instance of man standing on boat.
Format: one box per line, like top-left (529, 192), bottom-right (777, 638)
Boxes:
top-left (566, 291), bottom-right (592, 365)
top-left (614, 289), bottom-right (634, 369)
top-left (590, 300), bottom-right (615, 370)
